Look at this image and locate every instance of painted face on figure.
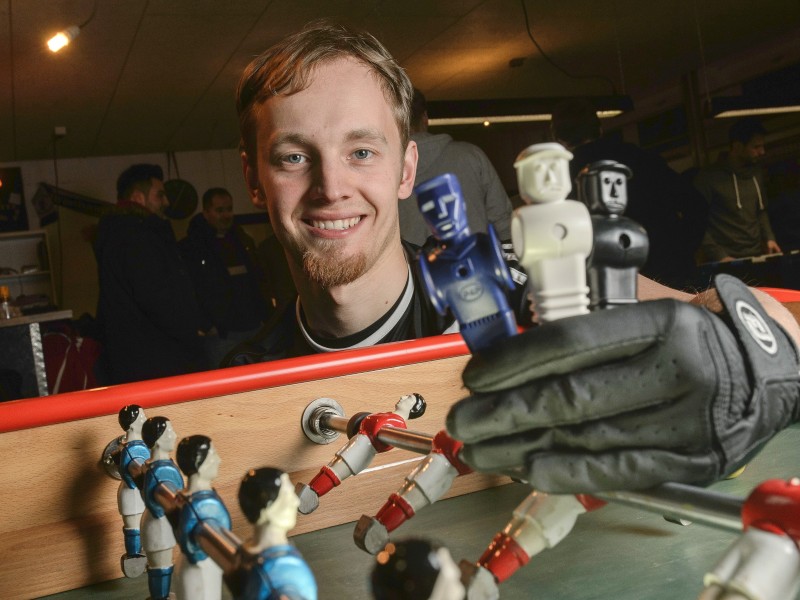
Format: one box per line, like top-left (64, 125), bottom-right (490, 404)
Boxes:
top-left (243, 57), bottom-right (416, 289)
top-left (198, 444), bottom-right (221, 481)
top-left (263, 473), bottom-right (300, 532)
top-left (515, 145), bottom-right (573, 205)
top-left (159, 421), bottom-right (178, 453)
top-left (600, 170), bottom-right (628, 214)
top-left (204, 193), bottom-right (235, 234)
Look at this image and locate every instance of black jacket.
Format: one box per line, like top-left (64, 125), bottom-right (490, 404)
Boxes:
top-left (94, 202), bottom-right (208, 384)
top-left (179, 214), bottom-right (269, 335)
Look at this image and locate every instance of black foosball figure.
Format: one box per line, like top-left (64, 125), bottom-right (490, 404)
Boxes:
top-left (576, 159), bottom-right (649, 309)
top-left (371, 538), bottom-right (465, 600)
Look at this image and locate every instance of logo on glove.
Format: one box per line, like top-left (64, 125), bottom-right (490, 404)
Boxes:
top-left (736, 300), bottom-right (777, 355)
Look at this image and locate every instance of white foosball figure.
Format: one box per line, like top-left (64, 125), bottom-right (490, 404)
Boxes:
top-left (462, 147), bottom-right (604, 597)
top-left (174, 436), bottom-right (231, 600)
top-left (117, 404), bottom-right (150, 577)
top-left (511, 142), bottom-right (593, 322)
top-left (295, 394), bottom-right (426, 514)
top-left (141, 417), bottom-right (184, 600)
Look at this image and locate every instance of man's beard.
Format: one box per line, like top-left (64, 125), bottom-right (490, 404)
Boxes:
top-left (302, 241), bottom-right (367, 289)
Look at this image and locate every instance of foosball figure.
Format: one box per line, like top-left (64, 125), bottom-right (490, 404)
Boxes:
top-left (462, 492), bottom-right (607, 596)
top-left (354, 429), bottom-right (471, 555)
top-left (414, 173), bottom-right (517, 354)
top-left (701, 478), bottom-right (800, 600)
top-left (576, 160), bottom-right (649, 309)
top-left (459, 146), bottom-right (606, 597)
top-left (371, 538), bottom-right (465, 600)
top-left (117, 404), bottom-right (150, 577)
top-left (295, 393), bottom-right (427, 514)
top-left (174, 435), bottom-right (232, 600)
top-left (232, 467), bottom-right (318, 600)
top-left (141, 417), bottom-right (184, 600)
top-left (511, 142), bottom-right (593, 322)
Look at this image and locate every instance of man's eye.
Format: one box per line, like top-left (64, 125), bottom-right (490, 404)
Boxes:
top-left (353, 149), bottom-right (373, 160)
top-left (283, 154), bottom-right (306, 164)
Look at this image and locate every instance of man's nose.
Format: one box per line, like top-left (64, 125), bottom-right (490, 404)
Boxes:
top-left (610, 183), bottom-right (619, 197)
top-left (313, 157), bottom-right (352, 201)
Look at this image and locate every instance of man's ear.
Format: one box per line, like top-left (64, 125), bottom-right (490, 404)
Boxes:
top-left (241, 151), bottom-right (267, 210)
top-left (129, 189), bottom-right (146, 208)
top-left (398, 140), bottom-right (418, 200)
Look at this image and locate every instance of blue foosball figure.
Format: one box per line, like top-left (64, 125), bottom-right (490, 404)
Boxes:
top-left (117, 404), bottom-right (150, 578)
top-left (415, 173), bottom-right (517, 354)
top-left (141, 416), bottom-right (184, 600)
top-left (234, 467), bottom-right (317, 600)
top-left (174, 435), bottom-right (232, 600)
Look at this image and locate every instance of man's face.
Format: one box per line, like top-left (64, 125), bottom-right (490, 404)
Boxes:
top-left (242, 57), bottom-right (416, 289)
top-left (203, 193), bottom-right (234, 234)
top-left (741, 134), bottom-right (766, 165)
top-left (138, 178), bottom-right (168, 218)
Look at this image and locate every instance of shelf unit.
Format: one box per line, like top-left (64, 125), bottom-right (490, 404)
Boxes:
top-left (0, 230), bottom-right (57, 306)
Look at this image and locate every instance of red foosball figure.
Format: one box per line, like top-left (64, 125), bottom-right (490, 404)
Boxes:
top-left (295, 394), bottom-right (426, 514)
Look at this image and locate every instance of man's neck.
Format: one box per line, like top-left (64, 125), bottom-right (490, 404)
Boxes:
top-left (295, 243), bottom-right (409, 339)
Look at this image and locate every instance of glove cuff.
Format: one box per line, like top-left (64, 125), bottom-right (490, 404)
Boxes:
top-left (713, 274), bottom-right (800, 425)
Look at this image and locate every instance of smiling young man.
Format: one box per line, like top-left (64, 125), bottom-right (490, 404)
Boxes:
top-left (229, 21), bottom-right (530, 363)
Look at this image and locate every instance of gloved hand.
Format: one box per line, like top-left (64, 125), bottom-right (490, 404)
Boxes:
top-left (446, 275), bottom-right (800, 493)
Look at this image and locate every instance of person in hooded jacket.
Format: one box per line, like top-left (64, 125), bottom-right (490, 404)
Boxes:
top-left (94, 164), bottom-right (210, 384)
top-left (397, 88), bottom-right (513, 246)
top-left (695, 117), bottom-right (781, 262)
top-left (179, 188), bottom-right (271, 368)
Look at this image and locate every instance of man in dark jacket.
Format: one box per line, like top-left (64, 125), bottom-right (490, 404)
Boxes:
top-left (179, 188), bottom-right (270, 367)
top-left (95, 164), bottom-right (209, 384)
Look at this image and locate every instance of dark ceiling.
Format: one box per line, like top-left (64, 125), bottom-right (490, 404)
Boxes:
top-left (2, 0), bottom-right (799, 162)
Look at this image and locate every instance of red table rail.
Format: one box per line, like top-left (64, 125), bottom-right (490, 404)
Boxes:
top-left (0, 333), bottom-right (469, 433)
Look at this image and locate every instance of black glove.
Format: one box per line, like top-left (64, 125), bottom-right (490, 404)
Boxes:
top-left (446, 274), bottom-right (800, 493)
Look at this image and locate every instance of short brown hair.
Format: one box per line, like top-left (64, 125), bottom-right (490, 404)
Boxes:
top-left (236, 20), bottom-right (413, 162)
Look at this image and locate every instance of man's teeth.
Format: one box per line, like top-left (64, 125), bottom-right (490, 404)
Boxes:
top-left (311, 217), bottom-right (361, 230)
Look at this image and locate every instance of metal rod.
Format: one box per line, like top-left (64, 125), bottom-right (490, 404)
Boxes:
top-left (375, 426), bottom-right (434, 454)
top-left (319, 413), bottom-right (349, 435)
top-left (598, 482), bottom-right (743, 532)
top-left (196, 522), bottom-right (244, 574)
top-left (319, 411), bottom-right (433, 454)
top-left (318, 407), bottom-right (745, 530)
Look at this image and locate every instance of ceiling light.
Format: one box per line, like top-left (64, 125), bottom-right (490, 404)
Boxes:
top-left (426, 96), bottom-right (633, 127)
top-left (47, 26), bottom-right (80, 53)
top-left (46, 1), bottom-right (97, 53)
top-left (707, 96), bottom-right (800, 119)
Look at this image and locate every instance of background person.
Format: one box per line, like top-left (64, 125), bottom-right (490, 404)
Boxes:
top-left (398, 88), bottom-right (513, 246)
top-left (94, 164), bottom-right (209, 384)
